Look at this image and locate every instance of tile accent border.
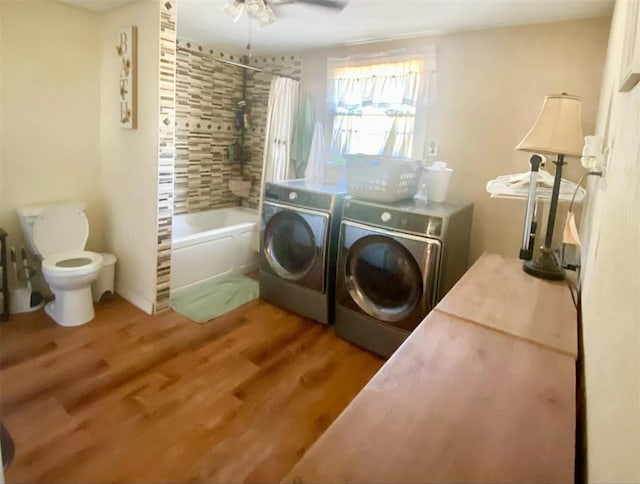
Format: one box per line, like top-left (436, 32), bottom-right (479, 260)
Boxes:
top-left (155, 0), bottom-right (177, 313)
top-left (176, 38), bottom-right (244, 59)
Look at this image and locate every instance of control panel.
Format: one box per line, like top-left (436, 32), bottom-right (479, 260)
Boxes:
top-left (343, 200), bottom-right (443, 237)
top-left (264, 183), bottom-right (333, 212)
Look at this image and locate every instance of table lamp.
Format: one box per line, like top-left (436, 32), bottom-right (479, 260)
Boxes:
top-left (516, 93), bottom-right (584, 281)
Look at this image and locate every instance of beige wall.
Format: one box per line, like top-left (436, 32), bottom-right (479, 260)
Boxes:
top-left (580, 0), bottom-right (640, 480)
top-left (0, 0), bottom-right (162, 313)
top-left (302, 17), bottom-right (610, 263)
top-left (100, 0), bottom-right (161, 313)
top-left (0, 2), bottom-right (102, 265)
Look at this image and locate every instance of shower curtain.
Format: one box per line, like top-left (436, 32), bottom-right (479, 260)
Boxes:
top-left (254, 75), bottom-right (300, 251)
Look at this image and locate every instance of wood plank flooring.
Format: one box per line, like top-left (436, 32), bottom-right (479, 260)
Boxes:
top-left (0, 296), bottom-right (383, 483)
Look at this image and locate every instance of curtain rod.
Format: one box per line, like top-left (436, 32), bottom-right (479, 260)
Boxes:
top-left (212, 55), bottom-right (264, 72)
top-left (176, 46), bottom-right (298, 80)
top-left (212, 56), bottom-right (297, 81)
top-left (176, 45), bottom-right (264, 72)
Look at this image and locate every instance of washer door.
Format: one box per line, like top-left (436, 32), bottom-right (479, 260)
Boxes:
top-left (261, 201), bottom-right (329, 292)
top-left (346, 235), bottom-right (422, 323)
top-left (337, 221), bottom-right (441, 331)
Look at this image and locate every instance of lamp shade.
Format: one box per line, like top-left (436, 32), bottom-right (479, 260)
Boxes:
top-left (516, 93), bottom-right (584, 156)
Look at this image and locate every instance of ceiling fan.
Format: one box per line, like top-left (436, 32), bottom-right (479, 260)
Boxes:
top-left (221, 0), bottom-right (347, 26)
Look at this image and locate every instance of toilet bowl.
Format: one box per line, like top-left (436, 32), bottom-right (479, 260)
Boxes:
top-left (41, 250), bottom-right (104, 326)
top-left (19, 204), bottom-right (103, 326)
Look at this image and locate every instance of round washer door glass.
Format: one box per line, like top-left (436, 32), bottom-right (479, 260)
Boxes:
top-left (346, 235), bottom-right (422, 322)
top-left (264, 211), bottom-right (317, 280)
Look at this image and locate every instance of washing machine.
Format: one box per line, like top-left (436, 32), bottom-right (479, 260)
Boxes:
top-left (260, 180), bottom-right (347, 325)
top-left (335, 197), bottom-right (474, 357)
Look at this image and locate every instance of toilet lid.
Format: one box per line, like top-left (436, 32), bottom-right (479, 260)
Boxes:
top-left (33, 205), bottom-right (89, 258)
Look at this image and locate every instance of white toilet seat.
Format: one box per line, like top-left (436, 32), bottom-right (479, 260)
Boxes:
top-left (42, 251), bottom-right (103, 277)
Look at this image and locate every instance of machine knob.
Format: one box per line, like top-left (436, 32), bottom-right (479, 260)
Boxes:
top-left (289, 192), bottom-right (298, 201)
top-left (381, 212), bottom-right (392, 222)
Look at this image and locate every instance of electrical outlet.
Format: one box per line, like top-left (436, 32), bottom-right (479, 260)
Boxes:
top-left (427, 141), bottom-right (438, 156)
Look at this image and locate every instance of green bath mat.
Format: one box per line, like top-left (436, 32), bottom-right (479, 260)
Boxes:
top-left (170, 274), bottom-right (259, 323)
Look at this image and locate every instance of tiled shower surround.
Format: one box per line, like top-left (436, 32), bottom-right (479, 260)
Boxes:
top-left (175, 41), bottom-right (244, 214)
top-left (174, 40), bottom-right (302, 214)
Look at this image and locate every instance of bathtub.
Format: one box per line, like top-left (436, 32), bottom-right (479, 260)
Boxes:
top-left (170, 207), bottom-right (259, 296)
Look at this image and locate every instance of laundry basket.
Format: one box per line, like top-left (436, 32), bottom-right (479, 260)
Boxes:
top-left (345, 154), bottom-right (423, 202)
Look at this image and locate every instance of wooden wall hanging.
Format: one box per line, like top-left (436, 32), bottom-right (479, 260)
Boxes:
top-left (116, 26), bottom-right (138, 128)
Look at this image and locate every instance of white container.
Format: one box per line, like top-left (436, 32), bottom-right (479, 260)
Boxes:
top-left (426, 162), bottom-right (453, 203)
top-left (9, 287), bottom-right (45, 314)
top-left (92, 253), bottom-right (117, 302)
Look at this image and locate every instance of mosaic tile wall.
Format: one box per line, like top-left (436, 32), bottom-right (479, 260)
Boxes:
top-left (243, 54), bottom-right (303, 209)
top-left (174, 41), bottom-right (245, 215)
top-left (155, 0), bottom-right (177, 313)
top-left (174, 43), bottom-right (302, 213)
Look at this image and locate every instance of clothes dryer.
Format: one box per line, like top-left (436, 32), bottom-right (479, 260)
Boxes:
top-left (260, 180), bottom-right (346, 324)
top-left (335, 197), bottom-right (473, 357)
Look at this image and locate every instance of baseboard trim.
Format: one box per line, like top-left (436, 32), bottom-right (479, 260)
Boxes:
top-left (116, 284), bottom-right (154, 315)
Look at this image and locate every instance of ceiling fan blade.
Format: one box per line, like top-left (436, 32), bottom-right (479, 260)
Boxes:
top-left (273, 0), bottom-right (347, 10)
top-left (300, 0), bottom-right (347, 9)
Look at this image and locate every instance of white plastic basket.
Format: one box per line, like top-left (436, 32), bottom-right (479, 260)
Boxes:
top-left (345, 154), bottom-right (423, 202)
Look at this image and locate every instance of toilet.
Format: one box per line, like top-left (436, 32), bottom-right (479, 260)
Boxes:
top-left (17, 203), bottom-right (103, 327)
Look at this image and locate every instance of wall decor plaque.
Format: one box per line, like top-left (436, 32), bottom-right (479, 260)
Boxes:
top-left (117, 26), bottom-right (138, 128)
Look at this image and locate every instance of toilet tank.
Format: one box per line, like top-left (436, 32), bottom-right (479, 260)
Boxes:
top-left (16, 201), bottom-right (86, 257)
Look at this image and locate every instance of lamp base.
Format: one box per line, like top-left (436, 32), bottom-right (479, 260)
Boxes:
top-left (523, 248), bottom-right (565, 281)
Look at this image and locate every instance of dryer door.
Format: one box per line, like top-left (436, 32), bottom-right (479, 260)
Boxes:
top-left (261, 201), bottom-right (329, 292)
top-left (338, 221), bottom-right (441, 331)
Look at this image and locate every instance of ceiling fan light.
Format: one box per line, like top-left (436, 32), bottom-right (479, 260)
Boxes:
top-left (245, 0), bottom-right (263, 14)
top-left (257, 5), bottom-right (276, 25)
top-left (244, 0), bottom-right (276, 25)
top-left (221, 0), bottom-right (245, 22)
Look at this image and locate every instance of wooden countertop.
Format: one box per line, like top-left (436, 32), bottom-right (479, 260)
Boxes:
top-left (437, 252), bottom-right (577, 359)
top-left (284, 253), bottom-right (577, 483)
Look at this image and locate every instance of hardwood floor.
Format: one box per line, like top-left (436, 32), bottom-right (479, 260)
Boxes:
top-left (0, 296), bottom-right (383, 483)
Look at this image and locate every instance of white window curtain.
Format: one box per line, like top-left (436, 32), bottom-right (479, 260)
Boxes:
top-left (326, 49), bottom-right (435, 162)
top-left (327, 60), bottom-right (423, 110)
top-left (253, 75), bottom-right (300, 251)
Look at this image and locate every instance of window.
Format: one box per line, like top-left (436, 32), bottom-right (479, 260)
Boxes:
top-left (326, 51), bottom-right (433, 164)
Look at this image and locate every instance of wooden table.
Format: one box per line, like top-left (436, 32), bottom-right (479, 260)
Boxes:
top-left (436, 252), bottom-right (577, 359)
top-left (284, 252), bottom-right (577, 483)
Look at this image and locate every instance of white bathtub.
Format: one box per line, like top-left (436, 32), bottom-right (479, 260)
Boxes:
top-left (170, 207), bottom-right (259, 296)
